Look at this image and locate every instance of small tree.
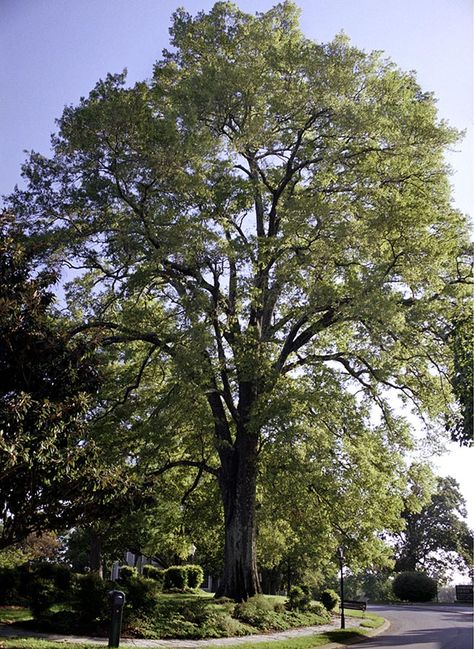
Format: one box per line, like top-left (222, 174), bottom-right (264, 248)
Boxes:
top-left (392, 571), bottom-right (437, 602)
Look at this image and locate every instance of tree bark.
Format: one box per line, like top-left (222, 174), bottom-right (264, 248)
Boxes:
top-left (89, 530), bottom-right (103, 578)
top-left (215, 424), bottom-right (261, 601)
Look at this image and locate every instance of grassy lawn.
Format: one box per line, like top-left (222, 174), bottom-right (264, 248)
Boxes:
top-left (0, 627), bottom-right (380, 649)
top-left (0, 601), bottom-right (384, 648)
top-left (0, 608), bottom-right (33, 625)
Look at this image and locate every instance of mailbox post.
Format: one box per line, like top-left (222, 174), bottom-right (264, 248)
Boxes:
top-left (108, 590), bottom-right (125, 648)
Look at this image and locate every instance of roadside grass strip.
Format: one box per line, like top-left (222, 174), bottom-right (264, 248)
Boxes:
top-left (0, 612), bottom-right (385, 649)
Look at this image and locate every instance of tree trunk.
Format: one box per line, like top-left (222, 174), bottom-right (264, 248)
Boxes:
top-left (89, 530), bottom-right (103, 578)
top-left (215, 425), bottom-right (261, 601)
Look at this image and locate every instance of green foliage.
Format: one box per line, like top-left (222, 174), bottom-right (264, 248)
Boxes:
top-left (120, 575), bottom-right (160, 621)
top-left (448, 315), bottom-right (473, 446)
top-left (7, 0), bottom-right (472, 599)
top-left (142, 564), bottom-right (164, 584)
top-left (286, 586), bottom-right (312, 612)
top-left (309, 601), bottom-right (328, 617)
top-left (0, 566), bottom-right (22, 605)
top-left (185, 564), bottom-right (204, 589)
top-left (234, 594), bottom-right (329, 632)
top-left (395, 475), bottom-right (474, 581)
top-left (71, 573), bottom-right (110, 622)
top-left (32, 563), bottom-right (72, 592)
top-left (344, 570), bottom-right (398, 603)
top-left (151, 594), bottom-right (249, 639)
top-left (29, 578), bottom-right (58, 619)
top-left (118, 565), bottom-right (138, 581)
top-left (320, 589), bottom-right (340, 611)
top-left (0, 212), bottom-right (110, 549)
top-left (30, 563), bottom-right (73, 617)
top-left (392, 571), bottom-right (437, 602)
top-left (163, 565), bottom-right (187, 590)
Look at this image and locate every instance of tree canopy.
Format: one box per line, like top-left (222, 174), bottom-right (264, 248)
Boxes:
top-left (7, 1), bottom-right (472, 600)
top-left (0, 212), bottom-right (107, 547)
top-left (394, 475), bottom-right (473, 581)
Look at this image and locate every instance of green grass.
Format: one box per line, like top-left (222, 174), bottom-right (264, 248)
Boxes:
top-left (345, 609), bottom-right (385, 629)
top-left (0, 627), bottom-right (378, 649)
top-left (0, 600), bottom-right (384, 646)
top-left (0, 642), bottom-right (101, 649)
top-left (0, 608), bottom-right (33, 624)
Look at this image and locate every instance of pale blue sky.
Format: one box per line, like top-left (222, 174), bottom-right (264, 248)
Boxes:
top-left (1, 0), bottom-right (472, 211)
top-left (1, 0), bottom-right (473, 528)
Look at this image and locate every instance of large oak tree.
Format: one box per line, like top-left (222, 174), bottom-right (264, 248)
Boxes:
top-left (9, 2), bottom-right (471, 600)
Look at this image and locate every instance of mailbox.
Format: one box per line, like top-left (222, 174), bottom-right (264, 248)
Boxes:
top-left (108, 590), bottom-right (126, 648)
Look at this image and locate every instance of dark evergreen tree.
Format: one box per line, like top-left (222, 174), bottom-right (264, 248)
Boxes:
top-left (0, 211), bottom-right (103, 547)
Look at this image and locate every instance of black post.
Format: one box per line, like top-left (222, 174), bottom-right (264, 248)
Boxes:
top-left (108, 590), bottom-right (125, 648)
top-left (338, 547), bottom-right (345, 630)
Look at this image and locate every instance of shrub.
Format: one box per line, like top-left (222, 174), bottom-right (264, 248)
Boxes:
top-left (392, 571), bottom-right (437, 603)
top-left (142, 564), bottom-right (164, 585)
top-left (32, 562), bottom-right (72, 592)
top-left (287, 585), bottom-right (312, 612)
top-left (118, 565), bottom-right (138, 581)
top-left (185, 564), bottom-right (204, 589)
top-left (29, 578), bottom-right (58, 618)
top-left (320, 588), bottom-right (340, 611)
top-left (234, 595), bottom-right (287, 630)
top-left (72, 573), bottom-right (110, 622)
top-left (0, 567), bottom-right (20, 605)
top-left (309, 601), bottom-right (328, 617)
top-left (122, 576), bottom-right (160, 619)
top-left (28, 564), bottom-right (74, 618)
top-left (163, 566), bottom-right (187, 590)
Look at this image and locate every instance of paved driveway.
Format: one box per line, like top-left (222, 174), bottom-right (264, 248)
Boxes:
top-left (351, 604), bottom-right (473, 649)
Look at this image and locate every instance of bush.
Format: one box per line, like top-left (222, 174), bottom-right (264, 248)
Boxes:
top-left (0, 567), bottom-right (21, 605)
top-left (28, 564), bottom-right (74, 618)
top-left (234, 595), bottom-right (286, 631)
top-left (32, 562), bottom-right (72, 592)
top-left (392, 571), bottom-right (437, 603)
top-left (29, 578), bottom-right (58, 618)
top-left (286, 585), bottom-right (312, 612)
top-left (142, 564), bottom-right (164, 585)
top-left (72, 573), bottom-right (110, 622)
top-left (122, 576), bottom-right (160, 619)
top-left (308, 601), bottom-right (327, 617)
top-left (185, 564), bottom-right (204, 589)
top-left (119, 565), bottom-right (138, 581)
top-left (320, 588), bottom-right (340, 611)
top-left (163, 566), bottom-right (187, 590)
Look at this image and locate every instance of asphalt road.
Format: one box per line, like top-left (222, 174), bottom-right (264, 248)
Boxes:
top-left (351, 604), bottom-right (473, 649)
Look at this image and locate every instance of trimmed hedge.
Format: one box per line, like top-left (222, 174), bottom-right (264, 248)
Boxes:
top-left (163, 564), bottom-right (204, 591)
top-left (118, 565), bottom-right (138, 581)
top-left (320, 588), bottom-right (340, 611)
top-left (185, 564), bottom-right (204, 589)
top-left (142, 564), bottom-right (164, 584)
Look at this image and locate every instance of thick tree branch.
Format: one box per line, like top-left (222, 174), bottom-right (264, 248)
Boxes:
top-left (148, 459), bottom-right (219, 479)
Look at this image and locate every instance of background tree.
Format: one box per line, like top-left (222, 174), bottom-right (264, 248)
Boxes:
top-left (447, 314), bottom-right (473, 446)
top-left (0, 211), bottom-right (124, 548)
top-left (394, 475), bottom-right (474, 581)
top-left (8, 2), bottom-right (472, 600)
